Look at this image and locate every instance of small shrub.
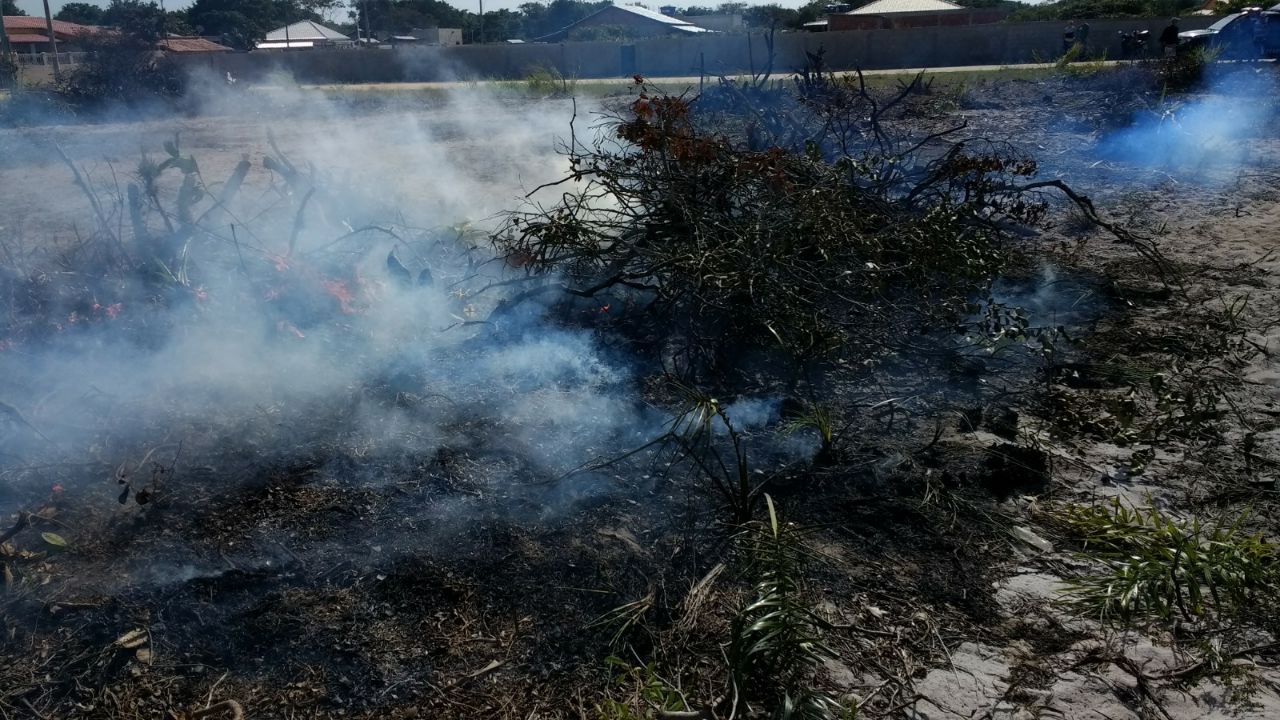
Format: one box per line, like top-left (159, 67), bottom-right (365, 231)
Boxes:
top-left (1056, 498), bottom-right (1278, 624)
top-left (524, 66), bottom-right (576, 97)
top-left (1055, 43), bottom-right (1083, 69)
top-left (1158, 46), bottom-right (1219, 92)
top-left (597, 498), bottom-right (850, 719)
top-left (664, 383), bottom-right (762, 524)
top-left (596, 658), bottom-right (692, 719)
top-left (781, 402), bottom-right (839, 464)
top-left (58, 29), bottom-right (184, 106)
top-left (728, 496), bottom-right (846, 719)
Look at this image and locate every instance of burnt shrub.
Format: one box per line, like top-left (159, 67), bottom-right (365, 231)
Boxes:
top-left (1157, 46), bottom-right (1217, 92)
top-left (58, 29), bottom-right (185, 106)
top-left (495, 73), bottom-right (1088, 385)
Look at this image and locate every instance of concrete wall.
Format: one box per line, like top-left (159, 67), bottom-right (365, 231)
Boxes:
top-left (16, 64), bottom-right (57, 86)
top-left (172, 17), bottom-right (1221, 84)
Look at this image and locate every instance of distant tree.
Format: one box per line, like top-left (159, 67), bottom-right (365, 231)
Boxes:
top-left (948, 0), bottom-right (1024, 7)
top-left (186, 0), bottom-right (333, 49)
top-left (354, 0), bottom-right (472, 37)
top-left (793, 0), bottom-right (829, 26)
top-left (680, 5), bottom-right (716, 15)
top-left (165, 11), bottom-right (197, 36)
top-left (101, 0), bottom-right (168, 40)
top-left (717, 1), bottom-right (747, 12)
top-left (515, 0), bottom-right (609, 39)
top-left (59, 9), bottom-right (184, 104)
top-left (1008, 0), bottom-right (1198, 20)
top-left (56, 3), bottom-right (107, 24)
top-left (2, 0), bottom-right (26, 15)
top-left (474, 9), bottom-right (524, 42)
top-left (185, 0), bottom-right (273, 48)
top-left (743, 3), bottom-right (798, 28)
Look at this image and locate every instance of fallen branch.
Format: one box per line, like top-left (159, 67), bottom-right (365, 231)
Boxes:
top-left (192, 699), bottom-right (244, 720)
top-left (0, 511), bottom-right (31, 546)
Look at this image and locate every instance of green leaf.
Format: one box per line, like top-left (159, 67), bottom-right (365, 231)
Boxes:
top-left (41, 532), bottom-right (68, 548)
top-left (765, 493), bottom-right (779, 539)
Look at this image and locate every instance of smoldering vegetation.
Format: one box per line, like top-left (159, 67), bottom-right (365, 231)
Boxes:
top-left (0, 90), bottom-right (689, 570)
top-left (1, 56), bottom-right (1280, 720)
top-left (1094, 65), bottom-right (1275, 175)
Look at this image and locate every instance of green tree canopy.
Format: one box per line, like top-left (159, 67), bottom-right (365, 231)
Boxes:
top-left (101, 0), bottom-right (167, 40)
top-left (186, 0), bottom-right (336, 49)
top-left (743, 3), bottom-right (802, 28)
top-left (348, 0), bottom-right (608, 42)
top-left (352, 0), bottom-right (471, 37)
top-left (1009, 0), bottom-right (1200, 20)
top-left (56, 3), bottom-right (107, 24)
top-left (520, 0), bottom-right (609, 38)
top-left (3, 0), bottom-right (26, 15)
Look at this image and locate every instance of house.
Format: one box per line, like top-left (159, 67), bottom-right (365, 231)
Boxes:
top-left (533, 4), bottom-right (715, 42)
top-left (255, 20), bottom-right (354, 50)
top-left (663, 8), bottom-right (745, 33)
top-left (2, 16), bottom-right (98, 53)
top-left (408, 27), bottom-right (463, 46)
top-left (808, 0), bottom-right (1007, 31)
top-left (5, 17), bottom-right (231, 55)
top-left (158, 37), bottom-right (234, 54)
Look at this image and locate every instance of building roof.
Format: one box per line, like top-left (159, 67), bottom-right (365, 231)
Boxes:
top-left (533, 4), bottom-right (713, 41)
top-left (610, 4), bottom-right (710, 31)
top-left (611, 4), bottom-right (706, 29)
top-left (263, 20), bottom-right (351, 42)
top-left (256, 40), bottom-right (317, 49)
top-left (7, 33), bottom-right (52, 43)
top-left (3, 16), bottom-right (98, 38)
top-left (159, 37), bottom-right (234, 53)
top-left (848, 0), bottom-right (963, 14)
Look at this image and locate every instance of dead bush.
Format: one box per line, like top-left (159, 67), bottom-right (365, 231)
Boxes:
top-left (495, 71), bottom-right (1129, 388)
top-left (58, 29), bottom-right (185, 106)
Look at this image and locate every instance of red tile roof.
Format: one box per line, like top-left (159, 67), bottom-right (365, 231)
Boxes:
top-left (3, 16), bottom-right (99, 38)
top-left (158, 36), bottom-right (234, 53)
top-left (7, 33), bottom-right (52, 43)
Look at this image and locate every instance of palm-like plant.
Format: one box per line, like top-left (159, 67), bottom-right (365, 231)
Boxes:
top-left (664, 382), bottom-right (762, 524)
top-left (728, 496), bottom-right (845, 719)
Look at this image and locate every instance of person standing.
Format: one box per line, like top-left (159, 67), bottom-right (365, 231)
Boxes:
top-left (1077, 22), bottom-right (1091, 54)
top-left (1160, 17), bottom-right (1181, 57)
top-left (1251, 11), bottom-right (1268, 59)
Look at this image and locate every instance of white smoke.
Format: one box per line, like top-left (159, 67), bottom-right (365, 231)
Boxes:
top-left (0, 71), bottom-right (657, 523)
